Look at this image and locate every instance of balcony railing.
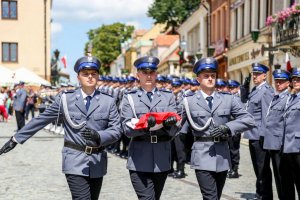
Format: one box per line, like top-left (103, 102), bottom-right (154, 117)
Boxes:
top-left (274, 15), bottom-right (300, 45)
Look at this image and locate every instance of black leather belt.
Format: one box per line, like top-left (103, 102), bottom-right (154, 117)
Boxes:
top-left (133, 135), bottom-right (172, 143)
top-left (194, 136), bottom-right (228, 143)
top-left (64, 141), bottom-right (104, 155)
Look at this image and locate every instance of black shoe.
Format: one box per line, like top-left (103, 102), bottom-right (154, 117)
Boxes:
top-left (168, 169), bottom-right (176, 177)
top-left (119, 151), bottom-right (128, 159)
top-left (173, 170), bottom-right (186, 179)
top-left (248, 194), bottom-right (262, 200)
top-left (227, 170), bottom-right (239, 178)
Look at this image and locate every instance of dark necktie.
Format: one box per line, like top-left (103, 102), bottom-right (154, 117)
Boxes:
top-left (251, 86), bottom-right (257, 93)
top-left (85, 96), bottom-right (92, 110)
top-left (206, 96), bottom-right (213, 110)
top-left (146, 92), bottom-right (153, 102)
top-left (273, 95), bottom-right (279, 101)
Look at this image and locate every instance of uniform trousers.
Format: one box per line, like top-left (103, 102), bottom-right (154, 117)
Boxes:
top-left (228, 134), bottom-right (241, 170)
top-left (195, 170), bottom-right (227, 200)
top-left (271, 151), bottom-right (296, 200)
top-left (249, 139), bottom-right (273, 200)
top-left (15, 110), bottom-right (25, 130)
top-left (284, 153), bottom-right (300, 199)
top-left (65, 174), bottom-right (103, 200)
top-left (129, 170), bottom-right (168, 200)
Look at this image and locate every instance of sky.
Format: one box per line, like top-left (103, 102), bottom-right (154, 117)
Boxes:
top-left (51, 0), bottom-right (155, 83)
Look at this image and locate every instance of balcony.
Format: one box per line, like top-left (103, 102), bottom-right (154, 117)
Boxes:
top-left (274, 16), bottom-right (300, 46)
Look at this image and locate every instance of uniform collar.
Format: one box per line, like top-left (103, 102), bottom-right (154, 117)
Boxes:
top-left (256, 81), bottom-right (266, 90)
top-left (200, 90), bottom-right (215, 99)
top-left (81, 88), bottom-right (95, 99)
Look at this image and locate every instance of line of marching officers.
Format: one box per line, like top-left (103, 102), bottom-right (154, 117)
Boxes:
top-left (0, 54), bottom-right (299, 200)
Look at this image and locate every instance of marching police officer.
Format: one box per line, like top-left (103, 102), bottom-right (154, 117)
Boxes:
top-left (0, 56), bottom-right (121, 200)
top-left (120, 56), bottom-right (180, 200)
top-left (180, 57), bottom-right (255, 200)
top-left (282, 67), bottom-right (300, 199)
top-left (226, 80), bottom-right (243, 178)
top-left (263, 69), bottom-right (295, 200)
top-left (244, 63), bottom-right (274, 200)
top-left (13, 81), bottom-right (27, 130)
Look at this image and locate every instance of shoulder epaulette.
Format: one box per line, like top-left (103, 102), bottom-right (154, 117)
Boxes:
top-left (63, 90), bottom-right (75, 93)
top-left (183, 92), bottom-right (195, 97)
top-left (218, 91), bottom-right (232, 95)
top-left (100, 91), bottom-right (113, 97)
top-left (125, 89), bottom-right (137, 95)
top-left (159, 88), bottom-right (172, 93)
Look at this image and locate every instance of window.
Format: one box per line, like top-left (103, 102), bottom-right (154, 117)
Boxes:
top-left (1, 0), bottom-right (17, 19)
top-left (2, 42), bottom-right (18, 62)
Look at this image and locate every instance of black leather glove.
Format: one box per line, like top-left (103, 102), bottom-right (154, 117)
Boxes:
top-left (163, 116), bottom-right (177, 128)
top-left (210, 125), bottom-right (231, 137)
top-left (147, 116), bottom-right (156, 129)
top-left (0, 137), bottom-right (17, 155)
top-left (81, 128), bottom-right (100, 142)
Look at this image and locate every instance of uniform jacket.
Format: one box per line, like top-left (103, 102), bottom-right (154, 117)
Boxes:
top-left (180, 91), bottom-right (255, 172)
top-left (244, 82), bottom-right (274, 140)
top-left (121, 88), bottom-right (179, 173)
top-left (14, 88), bottom-right (121, 178)
top-left (283, 93), bottom-right (300, 153)
top-left (13, 88), bottom-right (27, 111)
top-left (263, 90), bottom-right (289, 150)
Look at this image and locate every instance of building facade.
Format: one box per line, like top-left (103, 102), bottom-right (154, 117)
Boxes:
top-left (0, 0), bottom-right (52, 81)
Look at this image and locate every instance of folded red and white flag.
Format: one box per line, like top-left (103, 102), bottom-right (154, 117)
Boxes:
top-left (126, 112), bottom-right (181, 131)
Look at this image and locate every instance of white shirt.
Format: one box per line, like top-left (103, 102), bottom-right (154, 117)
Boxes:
top-left (81, 89), bottom-right (95, 105)
top-left (142, 88), bottom-right (156, 101)
top-left (200, 90), bottom-right (215, 105)
top-left (0, 93), bottom-right (6, 105)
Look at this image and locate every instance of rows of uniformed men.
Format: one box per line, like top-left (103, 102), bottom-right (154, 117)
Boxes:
top-left (1, 54), bottom-right (299, 200)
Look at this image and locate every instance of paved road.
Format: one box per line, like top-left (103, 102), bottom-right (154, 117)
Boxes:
top-left (0, 118), bottom-right (279, 200)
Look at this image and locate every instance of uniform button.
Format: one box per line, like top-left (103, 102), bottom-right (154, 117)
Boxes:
top-left (87, 117), bottom-right (90, 120)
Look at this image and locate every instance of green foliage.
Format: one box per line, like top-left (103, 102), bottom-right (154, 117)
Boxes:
top-left (147, 0), bottom-right (201, 34)
top-left (85, 23), bottom-right (134, 74)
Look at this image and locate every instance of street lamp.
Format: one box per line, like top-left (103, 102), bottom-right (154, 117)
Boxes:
top-left (251, 29), bottom-right (260, 43)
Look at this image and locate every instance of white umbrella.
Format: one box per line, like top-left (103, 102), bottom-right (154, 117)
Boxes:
top-left (0, 65), bottom-right (14, 86)
top-left (13, 67), bottom-right (50, 86)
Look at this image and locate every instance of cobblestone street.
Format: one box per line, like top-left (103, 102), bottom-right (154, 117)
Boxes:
top-left (0, 118), bottom-right (278, 200)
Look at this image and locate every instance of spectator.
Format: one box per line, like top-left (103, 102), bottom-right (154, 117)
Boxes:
top-left (0, 87), bottom-right (8, 122)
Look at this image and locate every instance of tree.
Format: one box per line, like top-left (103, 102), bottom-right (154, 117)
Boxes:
top-left (147, 0), bottom-right (201, 34)
top-left (85, 23), bottom-right (134, 74)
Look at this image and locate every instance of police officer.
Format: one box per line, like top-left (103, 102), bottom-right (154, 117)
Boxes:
top-left (13, 81), bottom-right (27, 130)
top-left (227, 80), bottom-right (242, 178)
top-left (244, 63), bottom-right (274, 200)
top-left (121, 56), bottom-right (180, 200)
top-left (282, 67), bottom-right (300, 199)
top-left (263, 69), bottom-right (295, 200)
top-left (0, 56), bottom-right (121, 200)
top-left (215, 78), bottom-right (228, 93)
top-left (180, 57), bottom-right (255, 200)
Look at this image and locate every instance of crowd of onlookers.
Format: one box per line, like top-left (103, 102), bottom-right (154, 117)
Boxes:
top-left (0, 85), bottom-right (38, 123)
top-left (0, 87), bottom-right (14, 122)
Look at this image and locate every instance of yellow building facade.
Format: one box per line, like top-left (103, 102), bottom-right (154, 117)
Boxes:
top-left (0, 0), bottom-right (52, 81)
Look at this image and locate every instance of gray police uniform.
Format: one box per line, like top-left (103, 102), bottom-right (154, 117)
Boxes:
top-left (121, 88), bottom-right (178, 172)
top-left (263, 89), bottom-right (295, 200)
top-left (181, 57), bottom-right (255, 200)
top-left (9, 56), bottom-right (122, 200)
top-left (283, 92), bottom-right (300, 198)
top-left (14, 88), bottom-right (121, 177)
top-left (181, 91), bottom-right (255, 172)
top-left (13, 86), bottom-right (27, 130)
top-left (121, 56), bottom-right (180, 200)
top-left (244, 63), bottom-right (274, 200)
